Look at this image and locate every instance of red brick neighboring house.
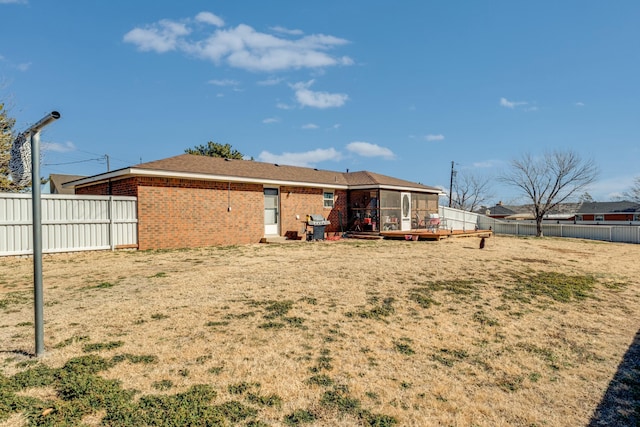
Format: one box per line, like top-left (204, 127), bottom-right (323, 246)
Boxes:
top-left (65, 154), bottom-right (441, 250)
top-left (574, 201), bottom-right (640, 223)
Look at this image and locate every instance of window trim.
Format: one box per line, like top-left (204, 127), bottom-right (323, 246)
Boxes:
top-left (323, 190), bottom-right (335, 208)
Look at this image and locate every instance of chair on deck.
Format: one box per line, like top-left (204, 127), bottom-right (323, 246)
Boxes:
top-left (427, 215), bottom-right (441, 232)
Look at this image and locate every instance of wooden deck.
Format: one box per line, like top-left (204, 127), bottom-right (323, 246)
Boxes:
top-left (379, 229), bottom-right (493, 241)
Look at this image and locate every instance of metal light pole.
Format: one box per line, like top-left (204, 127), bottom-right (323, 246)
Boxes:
top-left (24, 111), bottom-right (61, 357)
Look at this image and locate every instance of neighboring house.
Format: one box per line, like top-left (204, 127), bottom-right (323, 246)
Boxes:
top-left (480, 202), bottom-right (520, 219)
top-left (575, 201), bottom-right (640, 223)
top-left (64, 154), bottom-right (441, 250)
top-left (49, 174), bottom-right (86, 194)
top-left (481, 202), bottom-right (580, 221)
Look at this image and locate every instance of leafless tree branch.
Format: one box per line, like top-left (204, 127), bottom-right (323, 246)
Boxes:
top-left (500, 150), bottom-right (598, 237)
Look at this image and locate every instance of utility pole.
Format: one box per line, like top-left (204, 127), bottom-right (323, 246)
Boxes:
top-left (104, 154), bottom-right (110, 172)
top-left (448, 161), bottom-right (456, 208)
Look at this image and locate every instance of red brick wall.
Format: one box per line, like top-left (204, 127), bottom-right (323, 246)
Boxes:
top-left (77, 177), bottom-right (344, 248)
top-left (328, 189), bottom-right (348, 234)
top-left (582, 214), bottom-right (636, 221)
top-left (78, 177), bottom-right (263, 249)
top-left (136, 180), bottom-right (263, 249)
top-left (75, 177), bottom-right (139, 197)
top-left (280, 187), bottom-right (346, 238)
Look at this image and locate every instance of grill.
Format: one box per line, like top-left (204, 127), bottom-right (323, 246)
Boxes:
top-left (306, 214), bottom-right (331, 241)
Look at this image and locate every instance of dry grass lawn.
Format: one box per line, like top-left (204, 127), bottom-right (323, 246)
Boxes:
top-left (1, 235), bottom-right (639, 426)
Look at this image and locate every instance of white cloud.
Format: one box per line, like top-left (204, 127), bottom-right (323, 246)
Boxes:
top-left (291, 80), bottom-right (348, 109)
top-left (270, 26), bottom-right (304, 36)
top-left (500, 97), bottom-right (528, 109)
top-left (0, 55), bottom-right (30, 71)
top-left (276, 102), bottom-right (294, 110)
top-left (257, 77), bottom-right (283, 86)
top-left (575, 102), bottom-right (585, 107)
top-left (587, 174), bottom-right (636, 201)
top-left (195, 12), bottom-right (224, 27)
top-left (124, 13), bottom-right (353, 72)
top-left (123, 20), bottom-right (190, 53)
top-left (339, 56), bottom-right (354, 66)
top-left (262, 117), bottom-right (279, 124)
top-left (207, 79), bottom-right (239, 86)
top-left (346, 141), bottom-right (395, 159)
top-left (472, 159), bottom-right (503, 169)
top-left (425, 134), bottom-right (445, 142)
top-left (302, 123), bottom-right (318, 129)
top-left (258, 148), bottom-right (341, 167)
top-left (607, 192), bottom-right (625, 201)
top-left (42, 141), bottom-right (76, 153)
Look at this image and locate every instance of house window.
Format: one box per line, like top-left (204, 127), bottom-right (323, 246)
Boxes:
top-left (323, 191), bottom-right (334, 208)
top-left (634, 214), bottom-right (640, 221)
top-left (575, 215), bottom-right (583, 221)
top-left (595, 215), bottom-right (604, 221)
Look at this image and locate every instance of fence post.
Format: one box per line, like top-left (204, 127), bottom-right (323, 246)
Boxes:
top-left (109, 196), bottom-right (115, 251)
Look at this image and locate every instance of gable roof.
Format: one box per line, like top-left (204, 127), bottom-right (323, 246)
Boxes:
top-left (482, 204), bottom-right (519, 216)
top-left (577, 201), bottom-right (640, 214)
top-left (482, 202), bottom-right (582, 218)
top-left (49, 174), bottom-right (86, 194)
top-left (66, 154), bottom-right (441, 193)
top-left (136, 154), bottom-right (350, 187)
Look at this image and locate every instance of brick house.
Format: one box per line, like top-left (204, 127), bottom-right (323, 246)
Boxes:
top-left (66, 154), bottom-right (441, 250)
top-left (574, 201), bottom-right (640, 223)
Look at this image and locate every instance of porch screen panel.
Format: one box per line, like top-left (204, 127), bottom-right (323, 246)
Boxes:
top-left (380, 190), bottom-right (401, 231)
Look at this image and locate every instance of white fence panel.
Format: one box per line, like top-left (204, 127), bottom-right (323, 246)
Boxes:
top-left (0, 193), bottom-right (138, 256)
top-left (439, 206), bottom-right (481, 231)
top-left (473, 212), bottom-right (639, 244)
top-left (612, 226), bottom-right (640, 243)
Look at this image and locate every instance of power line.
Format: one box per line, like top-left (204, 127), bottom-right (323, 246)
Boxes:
top-left (76, 149), bottom-right (136, 166)
top-left (43, 158), bottom-right (103, 166)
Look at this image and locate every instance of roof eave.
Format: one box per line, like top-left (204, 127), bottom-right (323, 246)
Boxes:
top-left (66, 168), bottom-right (350, 190)
top-left (347, 184), bottom-right (442, 194)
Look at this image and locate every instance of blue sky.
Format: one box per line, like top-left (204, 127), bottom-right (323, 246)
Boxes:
top-left (1, 1), bottom-right (639, 202)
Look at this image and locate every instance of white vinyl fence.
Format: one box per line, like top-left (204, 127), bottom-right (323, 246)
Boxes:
top-left (439, 206), bottom-right (483, 231)
top-left (0, 193), bottom-right (138, 256)
top-left (476, 215), bottom-right (640, 244)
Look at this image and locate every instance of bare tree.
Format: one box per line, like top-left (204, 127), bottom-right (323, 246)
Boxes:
top-left (624, 176), bottom-right (640, 203)
top-left (579, 191), bottom-right (595, 203)
top-left (500, 150), bottom-right (598, 237)
top-left (451, 171), bottom-right (492, 212)
top-left (0, 102), bottom-right (31, 192)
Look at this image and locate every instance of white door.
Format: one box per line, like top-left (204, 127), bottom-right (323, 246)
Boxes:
top-left (264, 188), bottom-right (280, 235)
top-left (401, 192), bottom-right (411, 231)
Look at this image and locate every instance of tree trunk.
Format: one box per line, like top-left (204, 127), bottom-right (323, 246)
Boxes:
top-left (536, 217), bottom-right (544, 237)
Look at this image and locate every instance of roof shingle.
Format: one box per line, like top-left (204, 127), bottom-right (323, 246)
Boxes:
top-left (74, 154), bottom-right (441, 193)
